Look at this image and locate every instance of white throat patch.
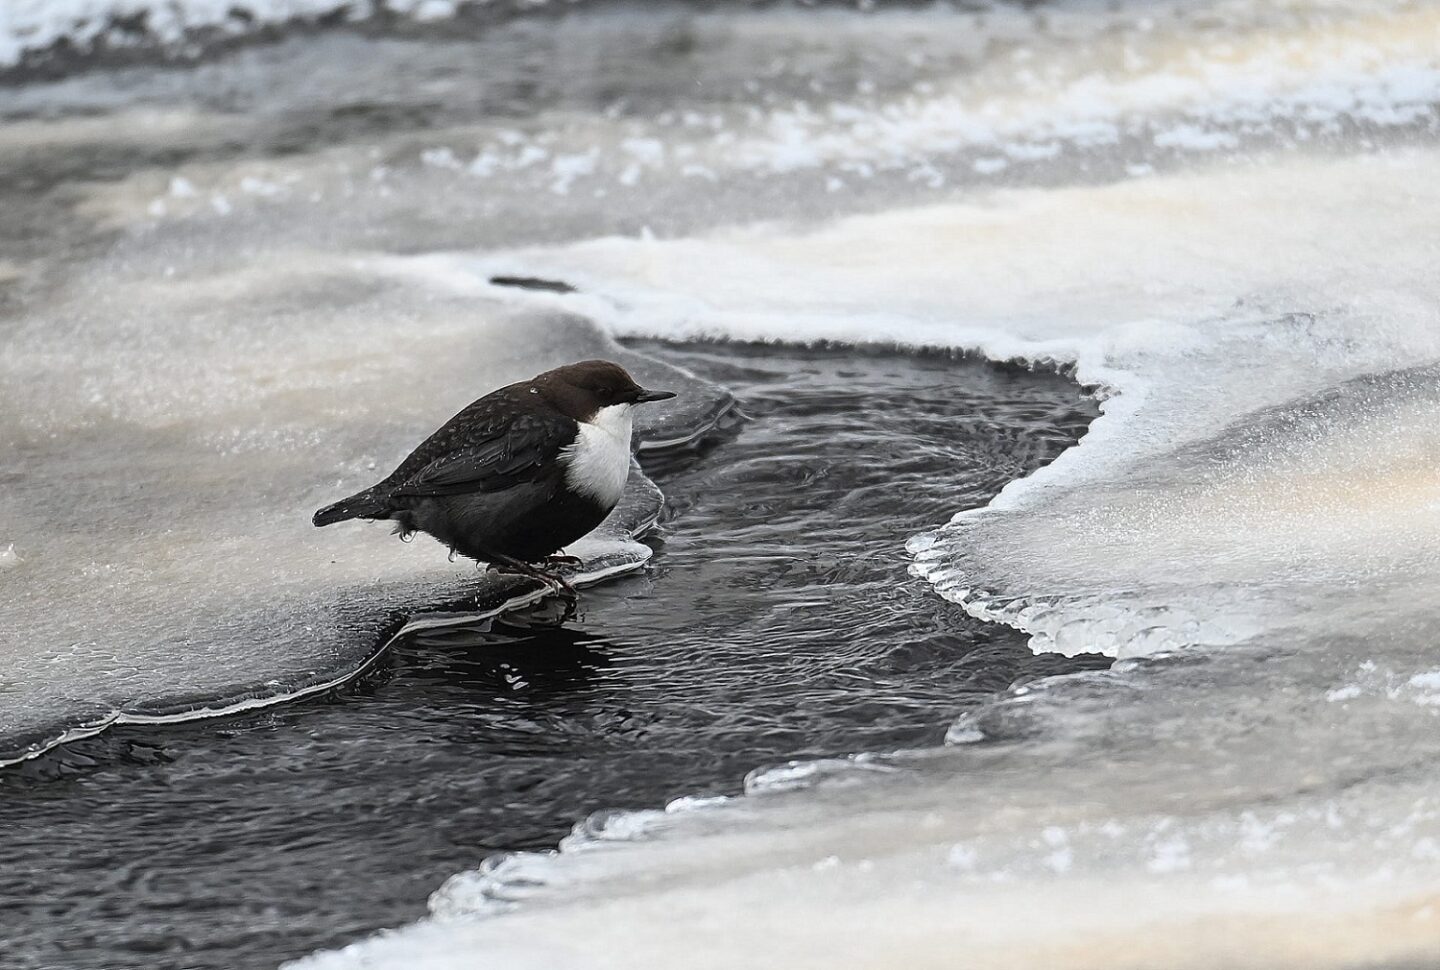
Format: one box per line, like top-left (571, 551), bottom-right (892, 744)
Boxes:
top-left (560, 403), bottom-right (634, 508)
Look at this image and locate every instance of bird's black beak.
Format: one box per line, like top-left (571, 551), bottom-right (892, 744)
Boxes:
top-left (635, 388), bottom-right (677, 403)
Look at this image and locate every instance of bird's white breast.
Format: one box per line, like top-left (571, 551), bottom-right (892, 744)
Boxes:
top-left (560, 403), bottom-right (633, 508)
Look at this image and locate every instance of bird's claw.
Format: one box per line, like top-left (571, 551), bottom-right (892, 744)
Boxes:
top-left (543, 553), bottom-right (583, 569)
top-left (538, 571), bottom-right (578, 599)
top-left (483, 557), bottom-right (578, 601)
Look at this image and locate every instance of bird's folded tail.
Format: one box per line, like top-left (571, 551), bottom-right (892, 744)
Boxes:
top-left (312, 488), bottom-right (390, 527)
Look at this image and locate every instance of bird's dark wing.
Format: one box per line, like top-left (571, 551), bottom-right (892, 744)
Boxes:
top-left (386, 393), bottom-right (575, 498)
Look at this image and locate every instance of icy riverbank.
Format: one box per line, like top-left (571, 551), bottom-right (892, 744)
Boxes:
top-left (5, 1), bottom-right (1440, 966)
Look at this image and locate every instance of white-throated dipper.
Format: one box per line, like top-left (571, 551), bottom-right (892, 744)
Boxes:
top-left (313, 359), bottom-right (675, 587)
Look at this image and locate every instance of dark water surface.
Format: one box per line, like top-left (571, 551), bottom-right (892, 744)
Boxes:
top-left (0, 342), bottom-right (1104, 970)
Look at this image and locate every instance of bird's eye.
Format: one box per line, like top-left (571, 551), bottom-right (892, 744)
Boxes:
top-left (597, 386), bottom-right (613, 398)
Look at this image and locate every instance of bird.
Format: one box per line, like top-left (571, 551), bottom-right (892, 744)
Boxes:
top-left (313, 359), bottom-right (676, 590)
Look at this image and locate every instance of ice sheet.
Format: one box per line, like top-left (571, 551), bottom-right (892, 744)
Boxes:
top-left (0, 249), bottom-right (727, 762)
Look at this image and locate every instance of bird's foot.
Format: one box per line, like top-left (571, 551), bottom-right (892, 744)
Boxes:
top-left (535, 569), bottom-right (578, 599)
top-left (484, 556), bottom-right (578, 601)
top-left (542, 553), bottom-right (583, 570)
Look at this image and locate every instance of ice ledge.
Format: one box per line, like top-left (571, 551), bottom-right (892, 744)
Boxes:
top-left (0, 305), bottom-right (737, 768)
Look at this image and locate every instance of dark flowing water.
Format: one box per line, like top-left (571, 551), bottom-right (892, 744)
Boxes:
top-left (0, 342), bottom-right (1104, 970)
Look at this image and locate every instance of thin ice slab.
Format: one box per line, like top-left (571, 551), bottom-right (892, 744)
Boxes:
top-left (0, 254), bottom-right (729, 763)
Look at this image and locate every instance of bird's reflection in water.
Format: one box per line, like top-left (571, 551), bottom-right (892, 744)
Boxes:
top-left (390, 601), bottom-right (615, 698)
top-left (374, 607), bottom-right (641, 754)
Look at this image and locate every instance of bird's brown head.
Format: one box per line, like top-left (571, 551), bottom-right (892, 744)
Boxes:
top-left (533, 359), bottom-right (676, 422)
